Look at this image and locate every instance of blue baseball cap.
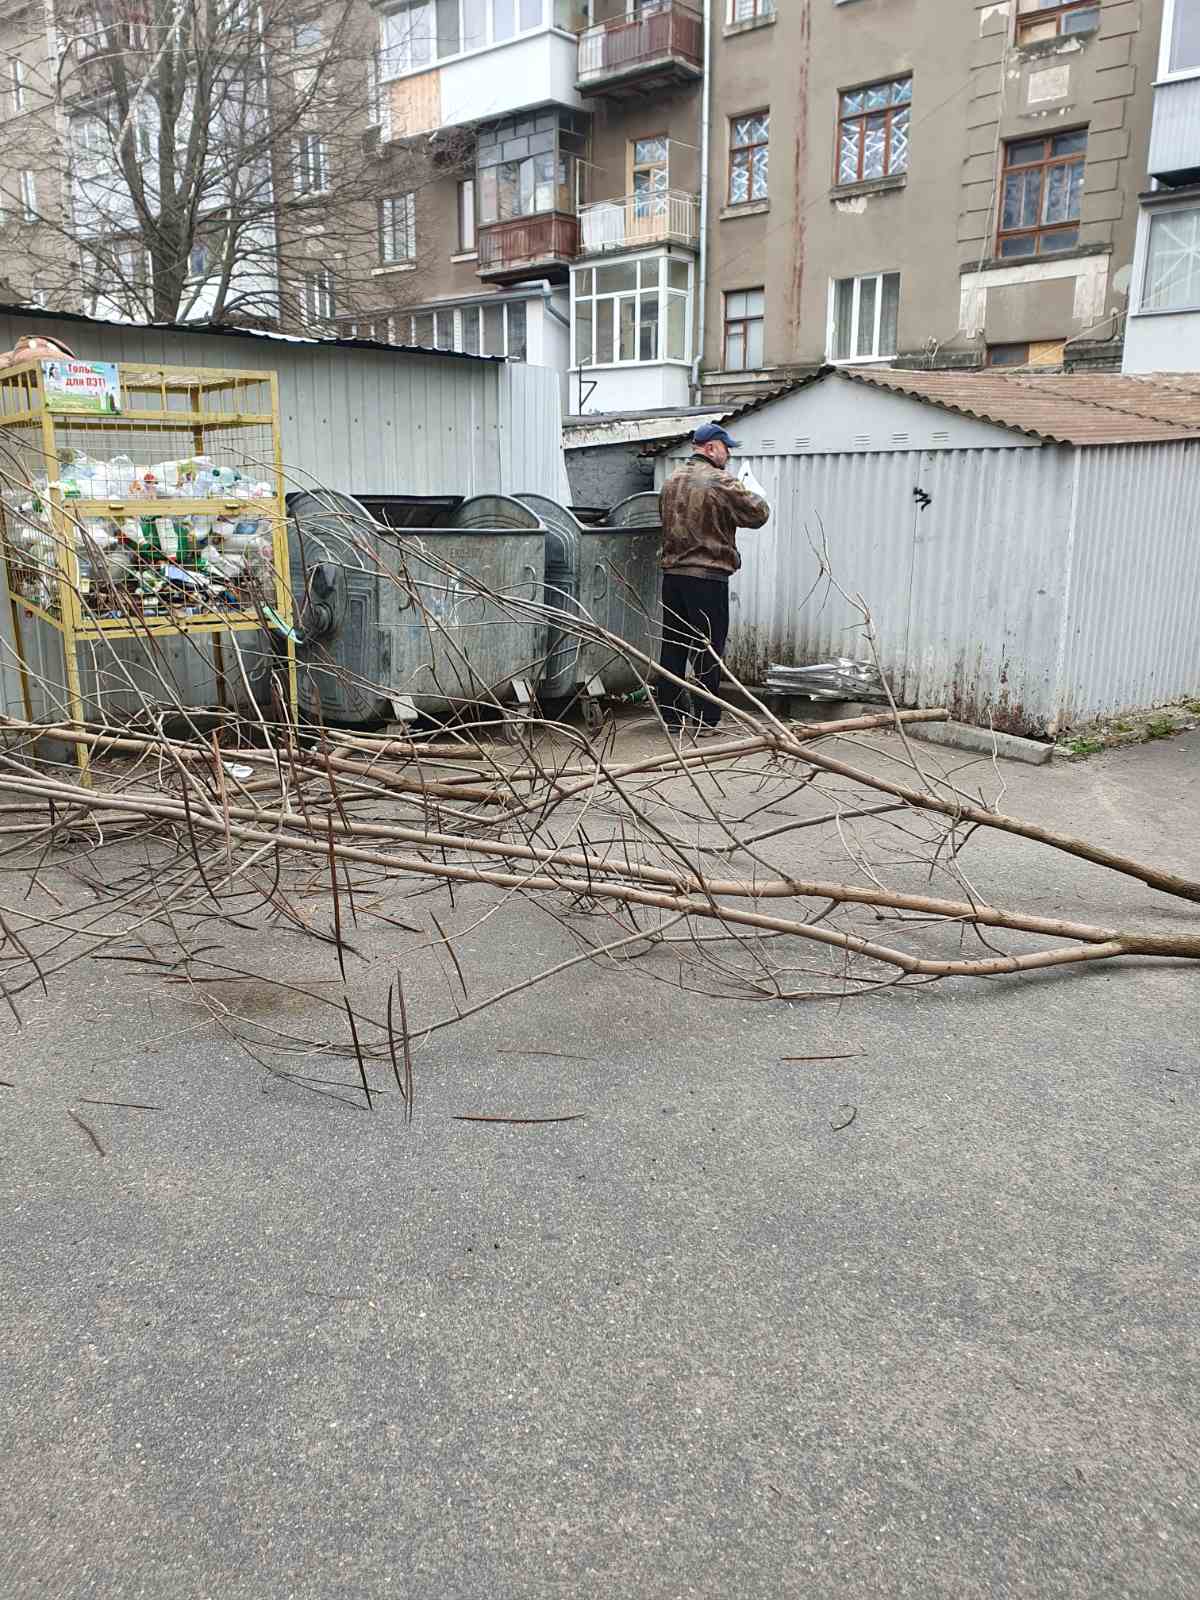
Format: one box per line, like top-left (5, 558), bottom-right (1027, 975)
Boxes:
top-left (693, 422), bottom-right (741, 449)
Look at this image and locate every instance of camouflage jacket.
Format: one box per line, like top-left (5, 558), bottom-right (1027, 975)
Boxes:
top-left (659, 455), bottom-right (771, 578)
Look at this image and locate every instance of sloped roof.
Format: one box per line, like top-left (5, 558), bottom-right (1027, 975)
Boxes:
top-left (842, 368), bottom-right (1200, 446)
top-left (0, 299), bottom-right (504, 364)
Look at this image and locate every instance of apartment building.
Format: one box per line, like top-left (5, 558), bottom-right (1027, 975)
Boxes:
top-left (0, 0), bottom-right (1167, 409)
top-left (1124, 0), bottom-right (1200, 369)
top-left (348, 0), bottom-right (1164, 410)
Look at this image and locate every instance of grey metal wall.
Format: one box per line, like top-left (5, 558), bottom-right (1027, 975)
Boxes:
top-left (706, 447), bottom-right (1072, 733)
top-left (1061, 442), bottom-right (1200, 727)
top-left (0, 312), bottom-right (566, 500)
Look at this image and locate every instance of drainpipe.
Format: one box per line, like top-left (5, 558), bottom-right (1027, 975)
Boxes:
top-left (690, 0), bottom-right (712, 402)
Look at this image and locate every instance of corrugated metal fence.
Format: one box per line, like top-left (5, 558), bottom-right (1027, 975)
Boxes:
top-left (723, 446), bottom-right (1074, 732)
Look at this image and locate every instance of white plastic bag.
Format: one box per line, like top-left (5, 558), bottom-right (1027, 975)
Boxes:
top-left (737, 463), bottom-right (768, 501)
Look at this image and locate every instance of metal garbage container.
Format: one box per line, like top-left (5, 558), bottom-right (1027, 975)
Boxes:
top-left (286, 490), bottom-right (545, 725)
top-left (515, 491), bottom-right (662, 703)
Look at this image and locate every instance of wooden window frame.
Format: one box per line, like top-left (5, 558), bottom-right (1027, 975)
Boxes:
top-left (836, 77), bottom-right (912, 186)
top-left (728, 0), bottom-right (775, 20)
top-left (1015, 0), bottom-right (1100, 46)
top-left (996, 131), bottom-right (1086, 258)
top-left (722, 286), bottom-right (764, 371)
top-left (728, 112), bottom-right (769, 206)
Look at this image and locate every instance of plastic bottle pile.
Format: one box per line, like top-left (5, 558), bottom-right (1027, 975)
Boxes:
top-left (3, 451), bottom-right (278, 616)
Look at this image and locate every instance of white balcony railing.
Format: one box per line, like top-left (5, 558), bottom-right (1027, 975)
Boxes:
top-left (579, 190), bottom-right (700, 254)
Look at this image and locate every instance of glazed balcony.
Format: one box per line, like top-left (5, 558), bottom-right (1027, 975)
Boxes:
top-left (477, 212), bottom-right (581, 283)
top-left (576, 1), bottom-right (703, 99)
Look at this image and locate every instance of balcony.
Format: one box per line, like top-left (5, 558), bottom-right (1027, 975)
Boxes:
top-left (477, 213), bottom-right (581, 283)
top-left (579, 190), bottom-right (699, 255)
top-left (576, 1), bottom-right (704, 99)
top-left (1148, 75), bottom-right (1200, 186)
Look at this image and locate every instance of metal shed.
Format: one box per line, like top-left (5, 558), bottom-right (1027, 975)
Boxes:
top-left (660, 368), bottom-right (1200, 737)
top-left (0, 305), bottom-right (568, 723)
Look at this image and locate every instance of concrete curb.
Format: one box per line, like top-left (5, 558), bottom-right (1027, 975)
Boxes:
top-left (906, 719), bottom-right (1053, 766)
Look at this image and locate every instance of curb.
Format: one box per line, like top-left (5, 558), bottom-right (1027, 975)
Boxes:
top-left (906, 720), bottom-right (1053, 766)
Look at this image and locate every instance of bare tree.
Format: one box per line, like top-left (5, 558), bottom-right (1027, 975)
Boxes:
top-left (0, 0), bottom-right (468, 330)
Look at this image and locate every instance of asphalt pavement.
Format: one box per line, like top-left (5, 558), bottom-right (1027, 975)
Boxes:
top-left (1, 724), bottom-right (1197, 1599)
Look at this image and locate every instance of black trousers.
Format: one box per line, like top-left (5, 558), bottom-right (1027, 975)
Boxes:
top-left (657, 571), bottom-right (730, 727)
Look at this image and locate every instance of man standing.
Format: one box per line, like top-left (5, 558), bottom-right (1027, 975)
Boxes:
top-left (656, 422), bottom-right (770, 736)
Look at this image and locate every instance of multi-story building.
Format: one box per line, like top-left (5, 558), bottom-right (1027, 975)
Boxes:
top-left (1123, 0), bottom-right (1200, 369)
top-left (349, 0), bottom-right (1165, 409)
top-left (0, 0), bottom-right (1172, 411)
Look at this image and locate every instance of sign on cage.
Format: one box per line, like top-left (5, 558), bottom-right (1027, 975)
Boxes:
top-left (40, 359), bottom-right (121, 416)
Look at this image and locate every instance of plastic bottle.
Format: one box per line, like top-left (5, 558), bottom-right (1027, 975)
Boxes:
top-left (108, 454), bottom-right (135, 497)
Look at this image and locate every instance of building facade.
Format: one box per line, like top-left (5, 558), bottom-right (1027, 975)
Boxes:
top-left (1123, 0), bottom-right (1200, 370)
top-left (0, 0), bottom-right (1170, 406)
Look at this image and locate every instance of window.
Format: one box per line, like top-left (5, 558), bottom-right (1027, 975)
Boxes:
top-left (367, 53), bottom-right (382, 125)
top-left (997, 130), bottom-right (1086, 257)
top-left (728, 112), bottom-right (769, 204)
top-left (19, 169), bottom-right (36, 221)
top-left (389, 299), bottom-right (529, 357)
top-left (10, 59), bottom-right (24, 114)
top-left (1015, 0), bottom-right (1100, 44)
top-left (189, 241), bottom-right (210, 277)
top-left (723, 287), bottom-right (764, 370)
top-left (303, 269), bottom-right (335, 323)
top-left (829, 272), bottom-right (899, 361)
top-left (380, 192), bottom-right (416, 262)
top-left (631, 135), bottom-right (668, 218)
top-left (293, 16), bottom-right (321, 49)
top-left (31, 285), bottom-right (48, 307)
top-left (1143, 207), bottom-right (1200, 312)
top-left (837, 77), bottom-right (911, 185)
top-left (74, 116), bottom-right (107, 157)
top-left (380, 0), bottom-right (545, 79)
top-left (573, 256), bottom-right (690, 367)
top-left (458, 179), bottom-right (476, 251)
top-left (295, 133), bottom-right (328, 195)
top-left (730, 0), bottom-right (774, 19)
top-left (476, 110), bottom-right (586, 224)
top-left (1162, 0), bottom-right (1200, 76)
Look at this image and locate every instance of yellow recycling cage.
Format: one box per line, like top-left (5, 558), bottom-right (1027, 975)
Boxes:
top-left (0, 358), bottom-right (297, 780)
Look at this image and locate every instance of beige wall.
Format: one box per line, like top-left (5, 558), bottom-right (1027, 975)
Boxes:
top-left (701, 0), bottom-right (1163, 401)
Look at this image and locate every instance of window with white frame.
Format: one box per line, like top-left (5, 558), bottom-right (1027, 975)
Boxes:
top-left (303, 268), bottom-right (335, 323)
top-left (828, 271), bottom-right (899, 361)
top-left (729, 0), bottom-right (774, 20)
top-left (380, 0), bottom-right (551, 79)
top-left (458, 179), bottom-right (476, 252)
top-left (293, 16), bottom-right (321, 50)
top-left (1143, 208), bottom-right (1200, 312)
top-left (294, 133), bottom-right (328, 195)
top-left (1162, 0), bottom-right (1200, 77)
top-left (10, 59), bottom-right (25, 114)
top-left (572, 256), bottom-right (691, 367)
top-left (723, 287), bottom-right (763, 369)
top-left (367, 52), bottom-right (382, 125)
top-left (371, 299), bottom-right (528, 357)
top-left (19, 169), bottom-right (36, 221)
top-left (379, 193), bottom-right (416, 262)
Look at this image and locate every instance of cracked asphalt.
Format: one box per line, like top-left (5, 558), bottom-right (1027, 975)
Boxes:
top-left (1, 724), bottom-right (1197, 1599)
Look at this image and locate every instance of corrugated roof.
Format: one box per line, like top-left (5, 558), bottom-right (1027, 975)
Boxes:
top-left (0, 299), bottom-right (504, 364)
top-left (842, 368), bottom-right (1200, 446)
